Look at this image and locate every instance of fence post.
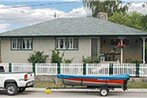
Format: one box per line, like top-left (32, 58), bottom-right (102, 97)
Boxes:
top-left (57, 63), bottom-right (61, 74)
top-left (9, 63), bottom-right (12, 72)
top-left (32, 63), bottom-right (36, 75)
top-left (109, 63), bottom-right (113, 75)
top-left (83, 63), bottom-right (86, 75)
top-left (136, 63), bottom-right (140, 77)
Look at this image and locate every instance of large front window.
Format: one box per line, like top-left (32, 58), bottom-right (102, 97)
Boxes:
top-left (11, 38), bottom-right (32, 50)
top-left (55, 37), bottom-right (78, 50)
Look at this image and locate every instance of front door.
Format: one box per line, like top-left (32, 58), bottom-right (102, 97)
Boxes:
top-left (91, 38), bottom-right (99, 58)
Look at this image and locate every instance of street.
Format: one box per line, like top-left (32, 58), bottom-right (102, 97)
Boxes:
top-left (0, 88), bottom-right (147, 98)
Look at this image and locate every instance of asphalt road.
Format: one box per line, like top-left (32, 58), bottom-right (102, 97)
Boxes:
top-left (0, 88), bottom-right (147, 98)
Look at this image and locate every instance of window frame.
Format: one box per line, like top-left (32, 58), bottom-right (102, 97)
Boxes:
top-left (11, 37), bottom-right (33, 51)
top-left (55, 37), bottom-right (79, 50)
top-left (110, 39), bottom-right (130, 46)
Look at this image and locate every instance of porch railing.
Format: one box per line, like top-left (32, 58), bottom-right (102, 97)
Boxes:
top-left (1, 63), bottom-right (147, 77)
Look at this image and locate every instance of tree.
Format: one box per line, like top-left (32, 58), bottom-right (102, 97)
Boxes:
top-left (83, 0), bottom-right (128, 17)
top-left (107, 12), bottom-right (125, 24)
top-left (141, 15), bottom-right (147, 31)
top-left (126, 12), bottom-right (143, 29)
top-left (108, 12), bottom-right (144, 30)
top-left (28, 51), bottom-right (48, 63)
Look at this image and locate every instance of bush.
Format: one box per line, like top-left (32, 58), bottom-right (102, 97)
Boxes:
top-left (51, 50), bottom-right (64, 63)
top-left (64, 58), bottom-right (73, 63)
top-left (82, 56), bottom-right (100, 63)
top-left (28, 51), bottom-right (48, 63)
top-left (130, 60), bottom-right (142, 64)
top-left (82, 56), bottom-right (91, 63)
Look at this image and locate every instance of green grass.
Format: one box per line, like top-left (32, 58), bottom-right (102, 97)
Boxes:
top-left (34, 81), bottom-right (147, 89)
top-left (128, 81), bottom-right (147, 88)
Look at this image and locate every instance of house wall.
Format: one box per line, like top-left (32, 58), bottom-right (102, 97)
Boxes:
top-left (1, 37), bottom-right (92, 63)
top-left (58, 37), bottom-right (91, 63)
top-left (101, 37), bottom-right (142, 63)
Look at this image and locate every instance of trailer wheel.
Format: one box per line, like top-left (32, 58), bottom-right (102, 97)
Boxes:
top-left (100, 87), bottom-right (109, 96)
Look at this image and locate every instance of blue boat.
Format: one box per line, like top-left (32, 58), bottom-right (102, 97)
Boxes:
top-left (57, 74), bottom-right (130, 96)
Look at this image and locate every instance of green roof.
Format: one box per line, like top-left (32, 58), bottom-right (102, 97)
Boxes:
top-left (0, 17), bottom-right (147, 37)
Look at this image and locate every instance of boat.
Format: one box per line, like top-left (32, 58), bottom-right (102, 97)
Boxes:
top-left (57, 74), bottom-right (130, 96)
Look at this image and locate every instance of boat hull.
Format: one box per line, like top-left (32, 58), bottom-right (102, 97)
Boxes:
top-left (58, 74), bottom-right (129, 90)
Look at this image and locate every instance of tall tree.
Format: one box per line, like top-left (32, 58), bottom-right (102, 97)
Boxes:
top-left (141, 15), bottom-right (147, 31)
top-left (108, 12), bottom-right (145, 30)
top-left (83, 0), bottom-right (128, 17)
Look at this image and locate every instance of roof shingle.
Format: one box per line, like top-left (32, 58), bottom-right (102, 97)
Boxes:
top-left (0, 17), bottom-right (146, 37)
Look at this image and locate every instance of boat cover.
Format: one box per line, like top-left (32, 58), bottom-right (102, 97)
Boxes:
top-left (57, 74), bottom-right (129, 80)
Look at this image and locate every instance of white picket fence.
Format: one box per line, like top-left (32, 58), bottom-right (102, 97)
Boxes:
top-left (12, 63), bottom-right (33, 72)
top-left (113, 63), bottom-right (136, 76)
top-left (86, 63), bottom-right (109, 75)
top-left (36, 63), bottom-right (57, 75)
top-left (61, 63), bottom-right (83, 75)
top-left (1, 63), bottom-right (147, 77)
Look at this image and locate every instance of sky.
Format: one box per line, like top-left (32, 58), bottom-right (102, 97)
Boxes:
top-left (0, 0), bottom-right (147, 33)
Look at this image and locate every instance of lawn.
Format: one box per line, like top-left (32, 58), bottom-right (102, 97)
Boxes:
top-left (128, 81), bottom-right (147, 88)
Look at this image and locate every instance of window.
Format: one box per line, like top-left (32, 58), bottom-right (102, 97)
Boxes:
top-left (11, 38), bottom-right (32, 50)
top-left (110, 39), bottom-right (129, 45)
top-left (22, 38), bottom-right (32, 50)
top-left (110, 39), bottom-right (120, 45)
top-left (123, 39), bottom-right (129, 45)
top-left (55, 37), bottom-right (78, 50)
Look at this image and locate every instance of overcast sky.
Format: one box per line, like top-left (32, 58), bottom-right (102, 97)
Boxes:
top-left (0, 0), bottom-right (147, 33)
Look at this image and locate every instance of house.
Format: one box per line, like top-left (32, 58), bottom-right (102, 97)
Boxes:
top-left (0, 17), bottom-right (147, 63)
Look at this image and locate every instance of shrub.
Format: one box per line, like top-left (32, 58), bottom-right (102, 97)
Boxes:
top-left (130, 60), bottom-right (142, 64)
top-left (51, 50), bottom-right (64, 63)
top-left (82, 56), bottom-right (100, 63)
top-left (82, 56), bottom-right (91, 63)
top-left (28, 51), bottom-right (48, 63)
top-left (64, 58), bottom-right (73, 63)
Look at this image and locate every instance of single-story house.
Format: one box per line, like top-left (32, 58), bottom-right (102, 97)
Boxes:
top-left (0, 17), bottom-right (147, 63)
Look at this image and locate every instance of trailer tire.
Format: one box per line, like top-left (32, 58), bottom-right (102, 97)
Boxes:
top-left (100, 87), bottom-right (109, 96)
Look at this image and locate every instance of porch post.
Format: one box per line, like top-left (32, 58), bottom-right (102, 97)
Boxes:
top-left (120, 38), bottom-right (123, 64)
top-left (142, 37), bottom-right (146, 63)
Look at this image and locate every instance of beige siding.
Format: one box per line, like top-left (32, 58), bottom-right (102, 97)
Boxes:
top-left (58, 37), bottom-right (91, 63)
top-left (1, 37), bottom-right (91, 63)
top-left (1, 38), bottom-right (31, 63)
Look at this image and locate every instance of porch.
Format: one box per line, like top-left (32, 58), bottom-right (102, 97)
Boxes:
top-left (97, 36), bottom-right (147, 63)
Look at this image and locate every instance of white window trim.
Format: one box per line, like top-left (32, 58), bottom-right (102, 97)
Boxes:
top-left (55, 37), bottom-right (78, 50)
top-left (11, 38), bottom-right (32, 50)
